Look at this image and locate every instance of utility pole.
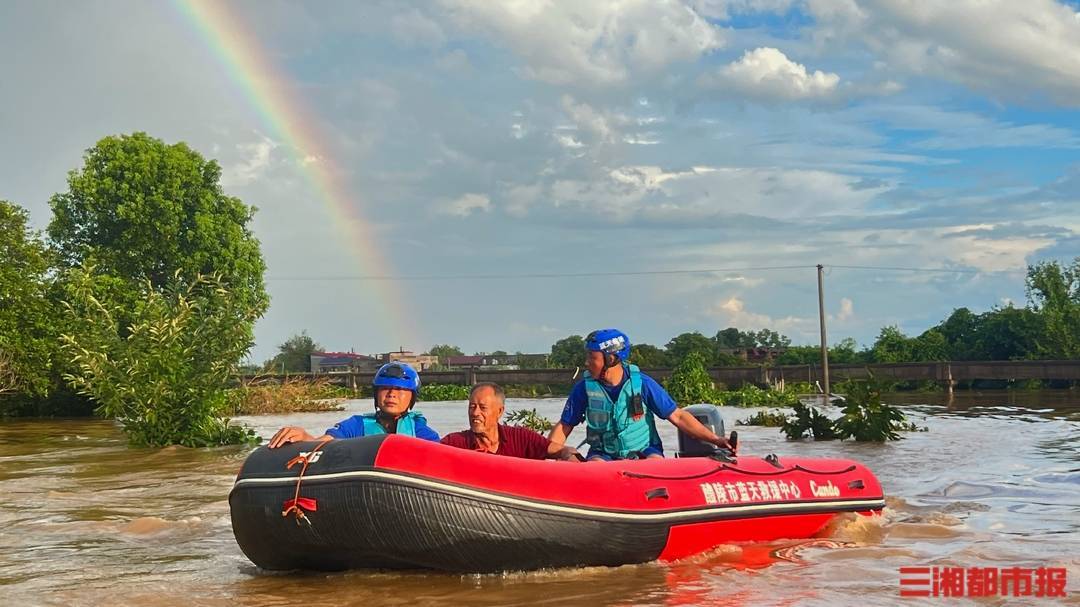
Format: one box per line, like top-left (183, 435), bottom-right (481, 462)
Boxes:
top-left (817, 264), bottom-right (830, 401)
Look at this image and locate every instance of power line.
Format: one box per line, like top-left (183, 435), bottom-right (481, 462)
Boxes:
top-left (264, 264), bottom-right (814, 282)
top-left (263, 263), bottom-right (1021, 282)
top-left (827, 264), bottom-right (1019, 275)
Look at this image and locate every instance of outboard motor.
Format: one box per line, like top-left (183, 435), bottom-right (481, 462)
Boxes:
top-left (676, 404), bottom-right (737, 458)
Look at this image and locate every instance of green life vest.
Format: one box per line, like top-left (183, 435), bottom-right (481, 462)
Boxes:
top-left (359, 411), bottom-right (422, 437)
top-left (583, 363), bottom-right (656, 459)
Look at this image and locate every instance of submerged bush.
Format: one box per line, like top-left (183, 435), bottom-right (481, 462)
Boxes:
top-left (780, 379), bottom-right (919, 442)
top-left (781, 402), bottom-right (839, 440)
top-left (505, 408), bottom-right (554, 433)
top-left (664, 352), bottom-right (718, 406)
top-left (419, 383), bottom-right (471, 401)
top-left (717, 384), bottom-right (801, 408)
top-left (737, 409), bottom-right (789, 427)
top-left (225, 377), bottom-right (346, 415)
top-left (60, 270), bottom-right (259, 447)
top-left (833, 380), bottom-right (910, 442)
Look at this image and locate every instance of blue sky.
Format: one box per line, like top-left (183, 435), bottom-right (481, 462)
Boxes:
top-left (2, 0), bottom-right (1079, 362)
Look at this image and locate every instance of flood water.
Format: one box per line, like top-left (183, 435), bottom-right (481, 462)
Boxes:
top-left (2, 391), bottom-right (1078, 606)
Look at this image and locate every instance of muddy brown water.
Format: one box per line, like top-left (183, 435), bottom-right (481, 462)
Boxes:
top-left (2, 391), bottom-right (1078, 606)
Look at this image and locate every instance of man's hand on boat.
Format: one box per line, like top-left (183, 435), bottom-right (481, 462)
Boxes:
top-left (268, 426), bottom-right (328, 448)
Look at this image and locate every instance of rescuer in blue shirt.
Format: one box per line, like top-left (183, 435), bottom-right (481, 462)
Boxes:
top-left (547, 329), bottom-right (735, 460)
top-left (268, 361), bottom-right (439, 447)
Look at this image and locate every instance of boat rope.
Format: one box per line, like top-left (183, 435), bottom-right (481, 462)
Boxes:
top-left (622, 463), bottom-right (857, 481)
top-left (281, 436), bottom-right (334, 525)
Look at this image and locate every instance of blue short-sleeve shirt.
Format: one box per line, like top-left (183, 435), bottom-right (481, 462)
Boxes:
top-left (560, 372), bottom-right (677, 426)
top-left (324, 414), bottom-right (440, 442)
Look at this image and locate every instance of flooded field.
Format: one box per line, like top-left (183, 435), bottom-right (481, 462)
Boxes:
top-left (2, 391), bottom-right (1078, 606)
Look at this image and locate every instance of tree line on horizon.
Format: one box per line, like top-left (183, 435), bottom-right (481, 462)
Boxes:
top-left (263, 263), bottom-right (1080, 374)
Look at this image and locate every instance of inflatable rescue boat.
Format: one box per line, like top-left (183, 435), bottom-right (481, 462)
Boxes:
top-left (230, 408), bottom-right (884, 572)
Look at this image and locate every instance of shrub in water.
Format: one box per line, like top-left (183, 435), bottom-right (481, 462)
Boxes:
top-left (833, 380), bottom-right (910, 441)
top-left (781, 402), bottom-right (838, 440)
top-left (664, 352), bottom-right (718, 406)
top-left (505, 408), bottom-right (554, 433)
top-left (737, 409), bottom-right (789, 427)
top-left (60, 270), bottom-right (259, 447)
top-left (419, 383), bottom-right (471, 401)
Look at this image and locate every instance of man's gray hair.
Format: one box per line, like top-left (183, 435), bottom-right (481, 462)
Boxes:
top-left (469, 381), bottom-right (505, 405)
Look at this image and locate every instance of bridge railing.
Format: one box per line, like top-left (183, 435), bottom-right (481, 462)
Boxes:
top-left (237, 360), bottom-right (1080, 388)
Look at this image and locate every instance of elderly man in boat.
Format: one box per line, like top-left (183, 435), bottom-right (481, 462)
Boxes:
top-left (441, 382), bottom-right (583, 461)
top-left (547, 328), bottom-right (735, 460)
top-left (268, 361), bottom-right (439, 447)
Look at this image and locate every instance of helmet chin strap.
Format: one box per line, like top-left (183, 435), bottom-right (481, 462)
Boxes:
top-left (598, 352), bottom-right (620, 383)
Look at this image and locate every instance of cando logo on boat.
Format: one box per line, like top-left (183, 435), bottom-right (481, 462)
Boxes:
top-left (299, 450), bottom-right (323, 464)
top-left (810, 480), bottom-right (840, 497)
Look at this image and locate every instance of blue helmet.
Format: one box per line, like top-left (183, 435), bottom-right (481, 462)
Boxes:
top-left (585, 328), bottom-right (631, 362)
top-left (373, 362), bottom-right (421, 393)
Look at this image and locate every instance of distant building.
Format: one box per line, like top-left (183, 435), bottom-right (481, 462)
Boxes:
top-left (310, 351), bottom-right (380, 374)
top-left (445, 353), bottom-right (549, 370)
top-left (380, 349), bottom-right (439, 371)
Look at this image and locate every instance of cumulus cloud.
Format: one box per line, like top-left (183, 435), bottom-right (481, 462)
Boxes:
top-left (536, 163), bottom-right (888, 225)
top-left (438, 193), bottom-right (492, 217)
top-left (440, 0), bottom-right (724, 84)
top-left (703, 47), bottom-right (841, 101)
top-left (706, 296), bottom-right (815, 335)
top-left (221, 134), bottom-right (278, 187)
top-left (835, 297), bottom-right (854, 322)
top-left (807, 0), bottom-right (1080, 106)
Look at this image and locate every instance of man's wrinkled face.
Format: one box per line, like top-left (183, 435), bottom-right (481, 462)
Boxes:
top-left (468, 386), bottom-right (504, 433)
top-left (376, 387), bottom-right (411, 417)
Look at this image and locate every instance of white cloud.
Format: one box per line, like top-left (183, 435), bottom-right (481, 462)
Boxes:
top-left (808, 0), bottom-right (1080, 106)
top-left (538, 164), bottom-right (888, 224)
top-left (690, 0), bottom-right (797, 20)
top-left (835, 297), bottom-right (854, 322)
top-left (441, 0), bottom-right (724, 85)
top-left (438, 193), bottom-right (492, 217)
top-left (390, 8), bottom-right (447, 48)
top-left (221, 134), bottom-right (278, 187)
top-left (704, 47), bottom-right (841, 101)
top-left (706, 296), bottom-right (815, 335)
top-left (559, 95), bottom-right (618, 143)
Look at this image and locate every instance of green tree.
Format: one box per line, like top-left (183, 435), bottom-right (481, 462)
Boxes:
top-left (549, 335), bottom-right (585, 368)
top-left (911, 329), bottom-right (949, 361)
top-left (935, 307), bottom-right (980, 359)
top-left (47, 132), bottom-right (269, 315)
top-left (664, 352), bottom-right (717, 406)
top-left (59, 269), bottom-right (259, 447)
top-left (426, 344), bottom-right (464, 362)
top-left (870, 326), bottom-right (914, 363)
top-left (971, 306), bottom-right (1041, 360)
top-left (1026, 258), bottom-right (1080, 359)
top-left (666, 332), bottom-right (715, 365)
top-left (714, 327), bottom-right (755, 348)
top-left (266, 331), bottom-right (321, 373)
top-left (629, 343), bottom-right (671, 368)
top-left (0, 201), bottom-right (56, 402)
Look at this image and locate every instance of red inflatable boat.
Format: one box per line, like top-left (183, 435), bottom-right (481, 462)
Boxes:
top-left (230, 434), bottom-right (885, 572)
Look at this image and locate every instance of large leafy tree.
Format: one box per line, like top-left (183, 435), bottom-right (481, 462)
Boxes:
top-left (666, 332), bottom-right (715, 365)
top-left (629, 343), bottom-right (671, 368)
top-left (426, 344), bottom-right (465, 361)
top-left (266, 331), bottom-right (322, 373)
top-left (48, 132), bottom-right (268, 314)
top-left (1026, 258), bottom-right (1080, 359)
top-left (0, 201), bottom-right (56, 401)
top-left (549, 335), bottom-right (585, 368)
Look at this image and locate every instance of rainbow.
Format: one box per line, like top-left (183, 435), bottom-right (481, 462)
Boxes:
top-left (172, 0), bottom-right (415, 348)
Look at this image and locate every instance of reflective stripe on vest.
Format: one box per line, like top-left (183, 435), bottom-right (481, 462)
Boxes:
top-left (359, 411), bottom-right (422, 437)
top-left (583, 364), bottom-right (653, 459)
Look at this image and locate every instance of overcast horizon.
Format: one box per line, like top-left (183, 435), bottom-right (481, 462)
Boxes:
top-left (3, 0), bottom-right (1079, 362)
